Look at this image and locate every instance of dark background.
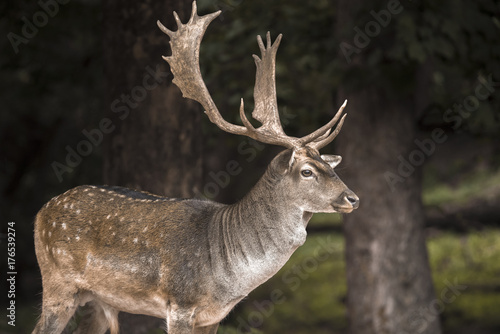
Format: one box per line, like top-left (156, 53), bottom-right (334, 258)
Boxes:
top-left (1, 0), bottom-right (500, 333)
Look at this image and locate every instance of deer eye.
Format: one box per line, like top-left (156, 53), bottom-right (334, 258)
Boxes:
top-left (301, 169), bottom-right (314, 177)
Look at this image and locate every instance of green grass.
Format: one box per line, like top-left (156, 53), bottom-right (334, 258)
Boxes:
top-left (428, 229), bottom-right (500, 331)
top-left (423, 167), bottom-right (500, 207)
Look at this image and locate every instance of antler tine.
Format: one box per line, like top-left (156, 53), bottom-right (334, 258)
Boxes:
top-left (308, 113), bottom-right (347, 150)
top-left (299, 100), bottom-right (348, 148)
top-left (251, 32), bottom-right (286, 136)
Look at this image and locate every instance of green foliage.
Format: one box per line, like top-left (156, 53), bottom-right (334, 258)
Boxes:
top-left (428, 230), bottom-right (500, 331)
top-left (423, 166), bottom-right (500, 206)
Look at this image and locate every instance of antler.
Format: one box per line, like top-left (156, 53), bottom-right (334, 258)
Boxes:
top-left (157, 1), bottom-right (346, 150)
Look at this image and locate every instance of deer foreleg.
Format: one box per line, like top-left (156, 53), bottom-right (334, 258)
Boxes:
top-left (166, 305), bottom-right (196, 334)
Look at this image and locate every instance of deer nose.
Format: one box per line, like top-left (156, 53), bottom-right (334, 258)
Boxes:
top-left (344, 190), bottom-right (359, 209)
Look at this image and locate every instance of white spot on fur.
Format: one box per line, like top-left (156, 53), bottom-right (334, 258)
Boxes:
top-left (119, 217), bottom-right (125, 222)
top-left (48, 231), bottom-right (52, 237)
top-left (62, 223), bottom-right (67, 230)
top-left (42, 230), bottom-right (46, 236)
top-left (112, 232), bottom-right (116, 236)
top-left (108, 197), bottom-right (114, 201)
top-left (76, 209), bottom-right (81, 214)
top-left (142, 227), bottom-right (148, 232)
top-left (64, 203), bottom-right (69, 209)
top-left (106, 214), bottom-right (111, 219)
top-left (75, 235), bottom-right (80, 241)
top-left (70, 203), bottom-right (74, 209)
top-left (52, 221), bottom-right (56, 227)
top-left (88, 193), bottom-right (94, 197)
top-left (133, 238), bottom-right (138, 244)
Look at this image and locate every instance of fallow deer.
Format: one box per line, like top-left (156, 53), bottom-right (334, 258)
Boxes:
top-left (33, 2), bottom-right (359, 333)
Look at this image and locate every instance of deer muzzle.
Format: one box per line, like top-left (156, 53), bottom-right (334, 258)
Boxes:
top-left (333, 189), bottom-right (359, 213)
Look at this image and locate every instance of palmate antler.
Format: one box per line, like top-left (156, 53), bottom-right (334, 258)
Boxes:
top-left (157, 1), bottom-right (346, 150)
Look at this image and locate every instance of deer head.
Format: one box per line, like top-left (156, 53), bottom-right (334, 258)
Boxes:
top-left (157, 2), bottom-right (358, 213)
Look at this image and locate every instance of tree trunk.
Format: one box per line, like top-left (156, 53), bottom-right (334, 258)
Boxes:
top-left (103, 0), bottom-right (202, 332)
top-left (335, 1), bottom-right (441, 334)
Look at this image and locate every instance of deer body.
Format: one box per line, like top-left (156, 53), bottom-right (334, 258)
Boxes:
top-left (33, 3), bottom-right (358, 333)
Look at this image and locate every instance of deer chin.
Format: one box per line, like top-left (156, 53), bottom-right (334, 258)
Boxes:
top-left (331, 205), bottom-right (355, 214)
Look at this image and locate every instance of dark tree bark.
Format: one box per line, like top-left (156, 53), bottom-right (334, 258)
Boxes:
top-left (335, 1), bottom-right (441, 334)
top-left (103, 0), bottom-right (202, 198)
top-left (103, 0), bottom-right (202, 332)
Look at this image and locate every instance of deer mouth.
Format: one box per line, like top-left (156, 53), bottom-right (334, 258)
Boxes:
top-left (332, 205), bottom-right (355, 214)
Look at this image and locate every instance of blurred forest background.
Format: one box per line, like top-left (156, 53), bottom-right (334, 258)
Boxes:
top-left (1, 0), bottom-right (500, 333)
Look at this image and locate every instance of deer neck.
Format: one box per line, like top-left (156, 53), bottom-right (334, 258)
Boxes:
top-left (208, 168), bottom-right (312, 293)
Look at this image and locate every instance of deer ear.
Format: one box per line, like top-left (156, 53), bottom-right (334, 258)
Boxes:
top-left (321, 155), bottom-right (342, 169)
